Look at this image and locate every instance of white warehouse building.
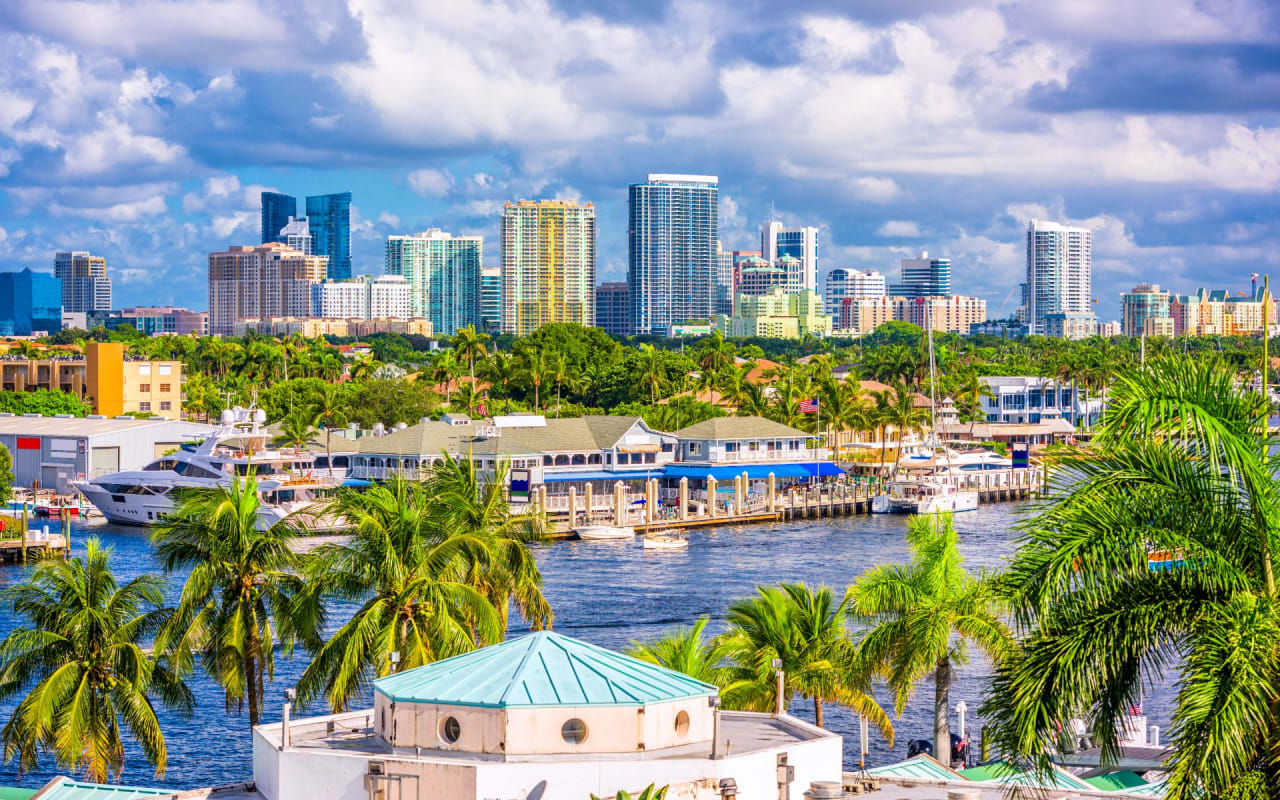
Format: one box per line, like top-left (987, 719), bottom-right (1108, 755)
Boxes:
top-left (0, 415), bottom-right (214, 494)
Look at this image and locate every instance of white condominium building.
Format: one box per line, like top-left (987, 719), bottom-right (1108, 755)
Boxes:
top-left (276, 216), bottom-right (314, 255)
top-left (825, 268), bottom-right (886, 304)
top-left (1025, 219), bottom-right (1093, 336)
top-left (310, 275), bottom-right (412, 320)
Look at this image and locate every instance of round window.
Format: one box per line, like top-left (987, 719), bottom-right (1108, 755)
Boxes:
top-left (561, 718), bottom-right (588, 744)
top-left (674, 710), bottom-right (690, 737)
top-left (441, 716), bottom-right (461, 744)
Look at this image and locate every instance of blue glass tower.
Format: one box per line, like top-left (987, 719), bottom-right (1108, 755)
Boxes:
top-left (306, 192), bottom-right (353, 280)
top-left (0, 268), bottom-right (62, 335)
top-left (889, 255), bottom-right (952, 298)
top-left (260, 192), bottom-right (297, 244)
top-left (628, 174), bottom-right (718, 335)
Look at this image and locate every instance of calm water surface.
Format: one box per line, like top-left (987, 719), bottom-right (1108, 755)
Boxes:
top-left (0, 505), bottom-right (1177, 789)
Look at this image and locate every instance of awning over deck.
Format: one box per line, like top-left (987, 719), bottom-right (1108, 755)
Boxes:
top-left (663, 462), bottom-right (843, 481)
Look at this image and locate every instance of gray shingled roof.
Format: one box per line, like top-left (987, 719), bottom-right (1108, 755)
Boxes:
top-left (673, 416), bottom-right (811, 440)
top-left (357, 416), bottom-right (652, 457)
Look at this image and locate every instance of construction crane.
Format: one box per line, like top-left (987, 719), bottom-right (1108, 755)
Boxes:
top-left (995, 283), bottom-right (1021, 317)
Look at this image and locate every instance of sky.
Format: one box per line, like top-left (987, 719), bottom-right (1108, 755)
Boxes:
top-left (0, 0), bottom-right (1277, 321)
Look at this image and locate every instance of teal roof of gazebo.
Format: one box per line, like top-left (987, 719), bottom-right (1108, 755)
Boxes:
top-left (373, 631), bottom-right (718, 709)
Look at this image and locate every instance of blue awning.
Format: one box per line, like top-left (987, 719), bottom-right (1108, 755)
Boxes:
top-left (664, 463), bottom-right (843, 481)
top-left (341, 478), bottom-right (372, 487)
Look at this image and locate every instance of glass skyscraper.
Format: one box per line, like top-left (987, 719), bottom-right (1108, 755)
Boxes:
top-left (261, 192), bottom-right (297, 244)
top-left (385, 229), bottom-right (483, 336)
top-left (628, 174), bottom-right (718, 335)
top-left (306, 192), bottom-right (353, 281)
top-left (0, 268), bottom-right (62, 335)
top-left (480, 266), bottom-right (501, 334)
top-left (889, 254), bottom-right (952, 298)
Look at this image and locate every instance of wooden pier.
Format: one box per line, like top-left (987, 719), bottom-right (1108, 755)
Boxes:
top-left (542, 467), bottom-right (1045, 537)
top-left (0, 531), bottom-right (69, 563)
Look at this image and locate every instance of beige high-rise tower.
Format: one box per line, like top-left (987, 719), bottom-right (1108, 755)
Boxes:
top-left (54, 250), bottom-right (112, 313)
top-left (207, 242), bottom-right (327, 336)
top-left (500, 201), bottom-right (596, 336)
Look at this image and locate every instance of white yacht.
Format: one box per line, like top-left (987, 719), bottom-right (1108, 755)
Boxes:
top-left (71, 406), bottom-right (342, 528)
top-left (871, 480), bottom-right (979, 515)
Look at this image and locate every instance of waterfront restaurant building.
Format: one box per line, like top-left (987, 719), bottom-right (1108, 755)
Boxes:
top-left (251, 631), bottom-right (843, 800)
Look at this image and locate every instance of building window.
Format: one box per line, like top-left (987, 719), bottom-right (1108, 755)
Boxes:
top-left (159, 384), bottom-right (170, 392)
top-left (139, 402), bottom-right (151, 412)
top-left (160, 401), bottom-right (171, 411)
top-left (159, 364), bottom-right (172, 375)
top-left (688, 442), bottom-right (702, 456)
top-left (440, 716), bottom-right (461, 744)
top-left (139, 365), bottom-right (151, 376)
top-left (561, 719), bottom-right (588, 745)
top-left (674, 710), bottom-right (690, 737)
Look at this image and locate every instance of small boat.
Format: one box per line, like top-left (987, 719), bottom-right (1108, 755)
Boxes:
top-left (643, 531), bottom-right (689, 550)
top-left (32, 498), bottom-right (81, 518)
top-left (871, 480), bottom-right (979, 514)
top-left (575, 525), bottom-right (634, 540)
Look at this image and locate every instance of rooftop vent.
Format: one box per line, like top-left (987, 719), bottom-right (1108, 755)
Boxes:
top-left (53, 414), bottom-right (72, 418)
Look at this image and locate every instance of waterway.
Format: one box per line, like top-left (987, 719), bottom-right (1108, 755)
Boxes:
top-left (0, 504), bottom-right (1177, 790)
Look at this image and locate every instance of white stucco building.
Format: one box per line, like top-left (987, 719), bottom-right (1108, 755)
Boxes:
top-left (251, 631), bottom-right (843, 800)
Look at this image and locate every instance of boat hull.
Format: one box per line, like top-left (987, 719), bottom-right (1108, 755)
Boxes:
top-left (576, 525), bottom-right (634, 540)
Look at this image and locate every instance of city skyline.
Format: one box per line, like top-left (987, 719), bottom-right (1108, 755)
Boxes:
top-left (0, 1), bottom-right (1275, 321)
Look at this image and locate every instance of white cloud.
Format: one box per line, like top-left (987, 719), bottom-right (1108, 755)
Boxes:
top-left (849, 177), bottom-right (905, 203)
top-left (50, 194), bottom-right (168, 222)
top-left (877, 220), bottom-right (922, 237)
top-left (377, 211), bottom-right (401, 228)
top-left (407, 167), bottom-right (453, 198)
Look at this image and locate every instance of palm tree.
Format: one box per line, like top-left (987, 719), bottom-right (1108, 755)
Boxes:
top-left (152, 475), bottom-right (312, 728)
top-left (982, 358), bottom-right (1280, 798)
top-left (423, 454), bottom-right (552, 631)
top-left (882, 382), bottom-right (930, 472)
top-left (848, 513), bottom-right (1011, 768)
top-left (626, 617), bottom-right (731, 687)
top-left (720, 583), bottom-right (892, 736)
top-left (637, 344), bottom-right (665, 405)
top-left (274, 408), bottom-right (316, 450)
top-left (483, 352), bottom-right (520, 413)
top-left (0, 538), bottom-right (193, 781)
top-left (452, 325), bottom-right (490, 385)
top-left (295, 479), bottom-right (506, 712)
top-left (547, 352), bottom-right (572, 417)
top-left (308, 384), bottom-right (349, 477)
top-left (520, 348), bottom-right (549, 409)
top-left (695, 331), bottom-right (736, 376)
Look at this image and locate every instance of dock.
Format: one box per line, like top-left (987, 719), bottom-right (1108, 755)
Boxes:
top-left (0, 530), bottom-right (70, 563)
top-left (542, 467), bottom-right (1044, 537)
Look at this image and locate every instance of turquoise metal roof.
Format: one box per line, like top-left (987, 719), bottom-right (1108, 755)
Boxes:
top-left (1126, 777), bottom-right (1169, 797)
top-left (373, 631), bottom-right (719, 708)
top-left (866, 755), bottom-right (963, 781)
top-left (33, 778), bottom-right (170, 800)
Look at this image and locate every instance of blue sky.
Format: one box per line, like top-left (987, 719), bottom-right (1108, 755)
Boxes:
top-left (0, 0), bottom-right (1277, 321)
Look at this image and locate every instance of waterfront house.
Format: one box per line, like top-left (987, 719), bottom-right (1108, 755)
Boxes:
top-left (980, 376), bottom-right (1102, 427)
top-left (348, 414), bottom-right (678, 499)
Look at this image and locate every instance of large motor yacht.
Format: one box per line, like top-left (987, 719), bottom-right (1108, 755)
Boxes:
top-left (71, 406), bottom-right (343, 528)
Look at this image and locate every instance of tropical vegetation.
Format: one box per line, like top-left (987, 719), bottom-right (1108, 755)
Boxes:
top-left (847, 512), bottom-right (1012, 768)
top-left (0, 539), bottom-right (193, 781)
top-left (982, 358), bottom-right (1280, 798)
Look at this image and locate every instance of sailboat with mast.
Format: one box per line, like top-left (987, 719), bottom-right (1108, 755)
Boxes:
top-left (871, 308), bottom-right (980, 514)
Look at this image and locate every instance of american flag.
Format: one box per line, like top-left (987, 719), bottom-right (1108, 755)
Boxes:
top-left (800, 398), bottom-right (819, 414)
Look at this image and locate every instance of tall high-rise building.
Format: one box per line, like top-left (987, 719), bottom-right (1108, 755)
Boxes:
top-left (595, 282), bottom-right (630, 337)
top-left (306, 192), bottom-right (353, 281)
top-left (1025, 220), bottom-right (1093, 336)
top-left (761, 221), bottom-right (818, 292)
top-left (714, 241), bottom-right (735, 316)
top-left (888, 253), bottom-right (951, 298)
top-left (480, 266), bottom-right (501, 334)
top-left (261, 192), bottom-right (297, 244)
top-left (629, 174), bottom-right (718, 335)
top-left (54, 251), bottom-right (112, 313)
top-left (0, 269), bottom-right (61, 335)
top-left (500, 201), bottom-right (597, 336)
top-left (384, 229), bottom-right (483, 336)
top-left (277, 216), bottom-right (313, 255)
top-left (207, 243), bottom-right (328, 336)
top-left (825, 268), bottom-right (886, 304)
top-left (1121, 283), bottom-right (1173, 337)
